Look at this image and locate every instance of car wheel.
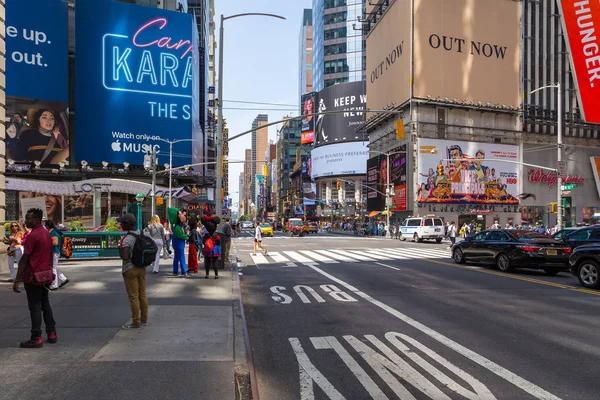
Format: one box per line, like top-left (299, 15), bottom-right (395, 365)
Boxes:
top-left (577, 260), bottom-right (600, 289)
top-left (453, 248), bottom-right (466, 264)
top-left (544, 269), bottom-right (560, 276)
top-left (436, 238), bottom-right (442, 244)
top-left (496, 253), bottom-right (512, 272)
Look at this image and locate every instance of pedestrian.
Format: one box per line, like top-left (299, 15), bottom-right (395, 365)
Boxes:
top-left (117, 213), bottom-right (149, 329)
top-left (448, 221), bottom-right (457, 248)
top-left (162, 221), bottom-right (172, 257)
top-left (491, 220), bottom-right (501, 229)
top-left (146, 215), bottom-right (165, 274)
top-left (168, 208), bottom-right (189, 276)
top-left (221, 217), bottom-right (233, 266)
top-left (201, 206), bottom-right (221, 279)
top-left (253, 221), bottom-right (268, 256)
top-left (187, 216), bottom-right (201, 274)
top-left (45, 220), bottom-right (69, 290)
top-left (4, 221), bottom-right (24, 282)
top-left (13, 208), bottom-right (57, 348)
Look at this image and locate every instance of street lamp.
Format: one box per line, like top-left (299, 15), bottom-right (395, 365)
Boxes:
top-left (216, 12), bottom-right (286, 219)
top-left (153, 138), bottom-right (195, 211)
top-left (144, 150), bottom-right (158, 216)
top-left (530, 83), bottom-right (563, 230)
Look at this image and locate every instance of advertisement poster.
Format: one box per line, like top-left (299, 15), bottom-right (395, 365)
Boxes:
top-left (315, 81), bottom-right (366, 146)
top-left (310, 142), bottom-right (369, 179)
top-left (558, 0), bottom-right (600, 123)
top-left (63, 194), bottom-right (95, 229)
top-left (301, 92), bottom-right (317, 145)
top-left (417, 139), bottom-right (519, 204)
top-left (389, 144), bottom-right (407, 211)
top-left (76, 0), bottom-right (196, 165)
top-left (5, 0), bottom-right (70, 165)
top-left (367, 156), bottom-right (384, 211)
top-left (18, 194), bottom-right (49, 223)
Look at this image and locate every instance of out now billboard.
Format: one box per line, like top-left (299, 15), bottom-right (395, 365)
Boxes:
top-left (76, 0), bottom-right (197, 165)
top-left (558, 1), bottom-right (600, 123)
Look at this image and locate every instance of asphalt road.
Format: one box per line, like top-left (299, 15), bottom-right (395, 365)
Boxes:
top-left (235, 230), bottom-right (600, 400)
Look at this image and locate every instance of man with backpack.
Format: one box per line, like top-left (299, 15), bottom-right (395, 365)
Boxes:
top-left (13, 208), bottom-right (57, 348)
top-left (118, 213), bottom-right (156, 329)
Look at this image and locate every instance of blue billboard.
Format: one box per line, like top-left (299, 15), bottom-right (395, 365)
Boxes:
top-left (75, 0), bottom-right (196, 165)
top-left (5, 0), bottom-right (68, 102)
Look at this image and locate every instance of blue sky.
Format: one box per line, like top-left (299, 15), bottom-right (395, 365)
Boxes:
top-left (215, 0), bottom-right (312, 211)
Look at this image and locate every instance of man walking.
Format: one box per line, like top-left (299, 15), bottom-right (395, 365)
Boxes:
top-left (118, 213), bottom-right (149, 329)
top-left (448, 221), bottom-right (457, 249)
top-left (221, 217), bottom-right (233, 266)
top-left (13, 208), bottom-right (57, 348)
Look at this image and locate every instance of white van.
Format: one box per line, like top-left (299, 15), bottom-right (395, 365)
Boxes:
top-left (400, 216), bottom-right (445, 243)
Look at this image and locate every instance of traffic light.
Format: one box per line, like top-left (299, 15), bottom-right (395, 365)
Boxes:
top-left (395, 118), bottom-right (405, 140)
top-left (562, 196), bottom-right (572, 227)
top-left (336, 181), bottom-right (341, 191)
top-left (546, 202), bottom-right (558, 214)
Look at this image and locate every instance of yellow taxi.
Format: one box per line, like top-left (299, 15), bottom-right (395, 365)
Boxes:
top-left (260, 223), bottom-right (274, 237)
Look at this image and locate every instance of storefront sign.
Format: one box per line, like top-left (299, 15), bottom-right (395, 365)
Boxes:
top-left (527, 168), bottom-right (583, 187)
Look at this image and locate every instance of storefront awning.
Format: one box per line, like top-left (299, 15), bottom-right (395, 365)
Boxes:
top-left (368, 211), bottom-right (381, 217)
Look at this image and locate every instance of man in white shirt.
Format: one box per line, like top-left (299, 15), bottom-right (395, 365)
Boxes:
top-left (448, 221), bottom-right (457, 248)
top-left (253, 221), bottom-right (268, 256)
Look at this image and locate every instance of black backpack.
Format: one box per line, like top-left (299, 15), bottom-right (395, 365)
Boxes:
top-left (128, 232), bottom-right (158, 267)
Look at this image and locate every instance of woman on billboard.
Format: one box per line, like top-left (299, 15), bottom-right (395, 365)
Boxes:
top-left (14, 109), bottom-right (69, 164)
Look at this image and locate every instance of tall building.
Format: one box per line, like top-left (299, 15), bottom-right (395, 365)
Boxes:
top-left (251, 114), bottom-right (269, 203)
top-left (244, 149), bottom-right (252, 214)
top-left (299, 9), bottom-right (313, 98)
top-left (276, 118), bottom-right (306, 216)
top-left (312, 0), bottom-right (366, 92)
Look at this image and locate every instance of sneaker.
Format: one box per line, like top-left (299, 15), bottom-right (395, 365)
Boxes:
top-left (20, 337), bottom-right (43, 348)
top-left (59, 279), bottom-right (70, 289)
top-left (172, 273), bottom-right (179, 276)
top-left (49, 287), bottom-right (59, 291)
top-left (141, 320), bottom-right (148, 326)
top-left (205, 275), bottom-right (209, 279)
top-left (252, 253), bottom-right (256, 256)
top-left (47, 332), bottom-right (58, 344)
top-left (215, 276), bottom-right (219, 280)
top-left (121, 323), bottom-right (141, 329)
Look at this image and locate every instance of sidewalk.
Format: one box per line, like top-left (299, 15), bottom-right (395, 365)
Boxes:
top-left (0, 256), bottom-right (246, 400)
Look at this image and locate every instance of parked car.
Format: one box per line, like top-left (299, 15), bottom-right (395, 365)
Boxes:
top-left (558, 226), bottom-right (600, 249)
top-left (569, 244), bottom-right (600, 289)
top-left (400, 216), bottom-right (445, 243)
top-left (259, 223), bottom-right (274, 237)
top-left (241, 221), bottom-right (254, 230)
top-left (451, 229), bottom-right (572, 275)
top-left (308, 222), bottom-right (319, 233)
top-left (287, 218), bottom-right (305, 237)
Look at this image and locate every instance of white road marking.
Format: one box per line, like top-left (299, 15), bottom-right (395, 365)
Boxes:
top-left (331, 250), bottom-right (372, 261)
top-left (305, 264), bottom-right (561, 400)
top-left (360, 250), bottom-right (394, 260)
top-left (283, 251), bottom-right (314, 264)
top-left (270, 286), bottom-right (292, 304)
top-left (294, 285), bottom-right (326, 303)
top-left (384, 248), bottom-right (449, 260)
top-left (299, 250), bottom-right (339, 264)
top-left (320, 285), bottom-right (357, 302)
top-left (283, 262), bottom-right (298, 268)
top-left (376, 249), bottom-right (412, 259)
top-left (268, 251), bottom-right (291, 263)
top-left (314, 250), bottom-right (357, 262)
top-left (289, 338), bottom-right (345, 400)
top-left (249, 252), bottom-right (269, 265)
top-left (374, 262), bottom-right (400, 271)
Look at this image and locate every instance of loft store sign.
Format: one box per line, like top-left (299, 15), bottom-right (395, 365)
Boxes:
top-left (528, 168), bottom-right (584, 187)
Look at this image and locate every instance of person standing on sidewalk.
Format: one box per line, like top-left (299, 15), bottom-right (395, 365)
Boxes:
top-left (448, 221), bottom-right (457, 249)
top-left (4, 221), bottom-right (24, 282)
top-left (253, 221), bottom-right (268, 256)
top-left (162, 221), bottom-right (172, 257)
top-left (187, 216), bottom-right (201, 274)
top-left (221, 217), bottom-right (232, 266)
top-left (201, 207), bottom-right (221, 279)
top-left (13, 208), bottom-right (57, 348)
top-left (147, 215), bottom-right (165, 275)
top-left (118, 213), bottom-right (149, 330)
top-left (168, 208), bottom-right (189, 276)
top-left (45, 220), bottom-right (69, 290)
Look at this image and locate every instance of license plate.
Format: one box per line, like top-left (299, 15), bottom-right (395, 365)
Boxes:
top-left (547, 249), bottom-right (557, 256)
top-left (434, 228), bottom-right (441, 232)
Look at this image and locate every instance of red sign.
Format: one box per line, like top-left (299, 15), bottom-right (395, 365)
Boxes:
top-left (300, 131), bottom-right (314, 145)
top-left (528, 168), bottom-right (583, 187)
top-left (559, 1), bottom-right (600, 123)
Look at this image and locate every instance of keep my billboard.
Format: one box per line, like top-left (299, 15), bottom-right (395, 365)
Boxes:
top-left (315, 81), bottom-right (366, 147)
top-left (558, 0), bottom-right (600, 123)
top-left (301, 92), bottom-right (317, 145)
top-left (310, 142), bottom-right (369, 179)
top-left (76, 0), bottom-right (196, 165)
top-left (417, 139), bottom-right (519, 205)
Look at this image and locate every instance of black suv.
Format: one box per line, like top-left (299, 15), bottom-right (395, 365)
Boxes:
top-left (558, 226), bottom-right (600, 249)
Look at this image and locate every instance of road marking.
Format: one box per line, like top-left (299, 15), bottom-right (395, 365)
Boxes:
top-left (283, 251), bottom-right (314, 264)
top-left (249, 252), bottom-right (269, 265)
top-left (376, 249), bottom-right (412, 259)
top-left (328, 249), bottom-right (369, 261)
top-left (268, 251), bottom-right (290, 263)
top-left (320, 284), bottom-right (357, 302)
top-left (270, 286), bottom-right (292, 304)
top-left (294, 285), bottom-right (326, 303)
top-left (305, 264), bottom-right (561, 400)
top-left (283, 262), bottom-right (298, 268)
top-left (299, 250), bottom-right (339, 264)
top-left (375, 262), bottom-right (401, 271)
top-left (360, 250), bottom-right (395, 260)
top-left (314, 250), bottom-right (357, 262)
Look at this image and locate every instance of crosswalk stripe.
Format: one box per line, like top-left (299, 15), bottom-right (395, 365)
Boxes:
top-left (405, 248), bottom-right (450, 258)
top-left (282, 251), bottom-right (314, 264)
top-left (384, 248), bottom-right (449, 259)
top-left (299, 250), bottom-right (338, 264)
top-left (314, 250), bottom-right (357, 262)
top-left (376, 249), bottom-right (412, 259)
top-left (358, 250), bottom-right (395, 260)
top-left (268, 252), bottom-right (291, 263)
top-left (249, 252), bottom-right (269, 265)
top-left (328, 249), bottom-right (370, 261)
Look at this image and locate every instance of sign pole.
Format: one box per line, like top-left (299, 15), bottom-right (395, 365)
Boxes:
top-left (557, 82), bottom-right (563, 230)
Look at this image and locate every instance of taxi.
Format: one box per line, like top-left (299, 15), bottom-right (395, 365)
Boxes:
top-left (260, 223), bottom-right (274, 237)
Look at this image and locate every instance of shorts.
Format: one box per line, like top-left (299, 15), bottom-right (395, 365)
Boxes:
top-left (254, 239), bottom-right (261, 243)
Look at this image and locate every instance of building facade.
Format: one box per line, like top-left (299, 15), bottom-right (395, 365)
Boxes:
top-left (251, 114), bottom-right (269, 203)
top-left (276, 118), bottom-right (305, 217)
top-left (312, 0), bottom-right (366, 92)
top-left (299, 8), bottom-right (313, 100)
top-left (243, 149), bottom-right (252, 215)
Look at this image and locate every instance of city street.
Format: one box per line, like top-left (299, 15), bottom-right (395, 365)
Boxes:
top-left (236, 231), bottom-right (600, 400)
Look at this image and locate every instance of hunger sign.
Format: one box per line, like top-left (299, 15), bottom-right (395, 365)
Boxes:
top-left (133, 18), bottom-right (193, 59)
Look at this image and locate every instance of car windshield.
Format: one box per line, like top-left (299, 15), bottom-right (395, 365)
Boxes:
top-left (290, 220), bottom-right (303, 226)
top-left (260, 224), bottom-right (270, 228)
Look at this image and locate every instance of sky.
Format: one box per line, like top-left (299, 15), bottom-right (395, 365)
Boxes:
top-left (215, 0), bottom-right (312, 211)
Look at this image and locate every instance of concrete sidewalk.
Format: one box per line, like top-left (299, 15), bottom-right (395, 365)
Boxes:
top-left (0, 256), bottom-right (246, 400)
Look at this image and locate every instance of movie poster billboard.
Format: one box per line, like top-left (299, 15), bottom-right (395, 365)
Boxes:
top-left (367, 156), bottom-right (384, 211)
top-left (389, 144), bottom-right (408, 211)
top-left (301, 92), bottom-right (317, 145)
top-left (5, 0), bottom-right (70, 165)
top-left (76, 0), bottom-right (196, 165)
top-left (417, 139), bottom-right (519, 204)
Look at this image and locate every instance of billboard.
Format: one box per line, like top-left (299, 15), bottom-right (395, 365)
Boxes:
top-left (557, 1), bottom-right (600, 123)
top-left (389, 145), bottom-right (408, 211)
top-left (365, 145), bottom-right (408, 212)
top-left (311, 142), bottom-right (369, 179)
top-left (76, 0), bottom-right (196, 165)
top-left (301, 92), bottom-right (317, 144)
top-left (417, 139), bottom-right (520, 204)
top-left (315, 81), bottom-right (366, 147)
top-left (367, 156), bottom-right (384, 212)
top-left (413, 0), bottom-right (520, 107)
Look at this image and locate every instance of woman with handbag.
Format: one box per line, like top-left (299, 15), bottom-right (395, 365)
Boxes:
top-left (5, 222), bottom-right (24, 282)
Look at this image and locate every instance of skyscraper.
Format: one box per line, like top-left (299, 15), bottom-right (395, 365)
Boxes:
top-left (244, 149), bottom-right (252, 213)
top-left (251, 114), bottom-right (269, 203)
top-left (312, 0), bottom-right (366, 92)
top-left (299, 9), bottom-right (313, 98)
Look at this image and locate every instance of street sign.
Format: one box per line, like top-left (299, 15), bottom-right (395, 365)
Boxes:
top-left (562, 190), bottom-right (572, 196)
top-left (558, 161), bottom-right (567, 178)
top-left (561, 183), bottom-right (578, 190)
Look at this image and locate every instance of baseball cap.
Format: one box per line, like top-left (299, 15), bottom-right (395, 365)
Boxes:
top-left (117, 213), bottom-right (136, 225)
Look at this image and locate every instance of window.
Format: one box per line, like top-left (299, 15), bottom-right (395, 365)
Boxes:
top-left (472, 232), bottom-right (487, 241)
top-left (486, 232), bottom-right (507, 241)
top-left (433, 218), bottom-right (444, 226)
top-left (324, 11), bottom-right (347, 25)
top-left (569, 229), bottom-right (592, 241)
top-left (590, 229), bottom-right (600, 240)
top-left (424, 219), bottom-right (433, 226)
top-left (407, 219), bottom-right (420, 227)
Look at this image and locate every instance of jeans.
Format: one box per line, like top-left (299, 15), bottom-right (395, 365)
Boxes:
top-left (50, 253), bottom-right (67, 289)
top-left (152, 239), bottom-right (163, 273)
top-left (8, 247), bottom-right (23, 280)
top-left (24, 283), bottom-right (56, 340)
top-left (123, 267), bottom-right (148, 325)
top-left (172, 238), bottom-right (187, 275)
top-left (165, 238), bottom-right (172, 254)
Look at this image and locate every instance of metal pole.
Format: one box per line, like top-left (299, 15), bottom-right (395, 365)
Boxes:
top-left (151, 149), bottom-right (157, 217)
top-left (386, 153), bottom-right (391, 237)
top-left (557, 82), bottom-right (563, 231)
top-left (168, 141), bottom-right (173, 211)
top-left (216, 15), bottom-right (225, 218)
